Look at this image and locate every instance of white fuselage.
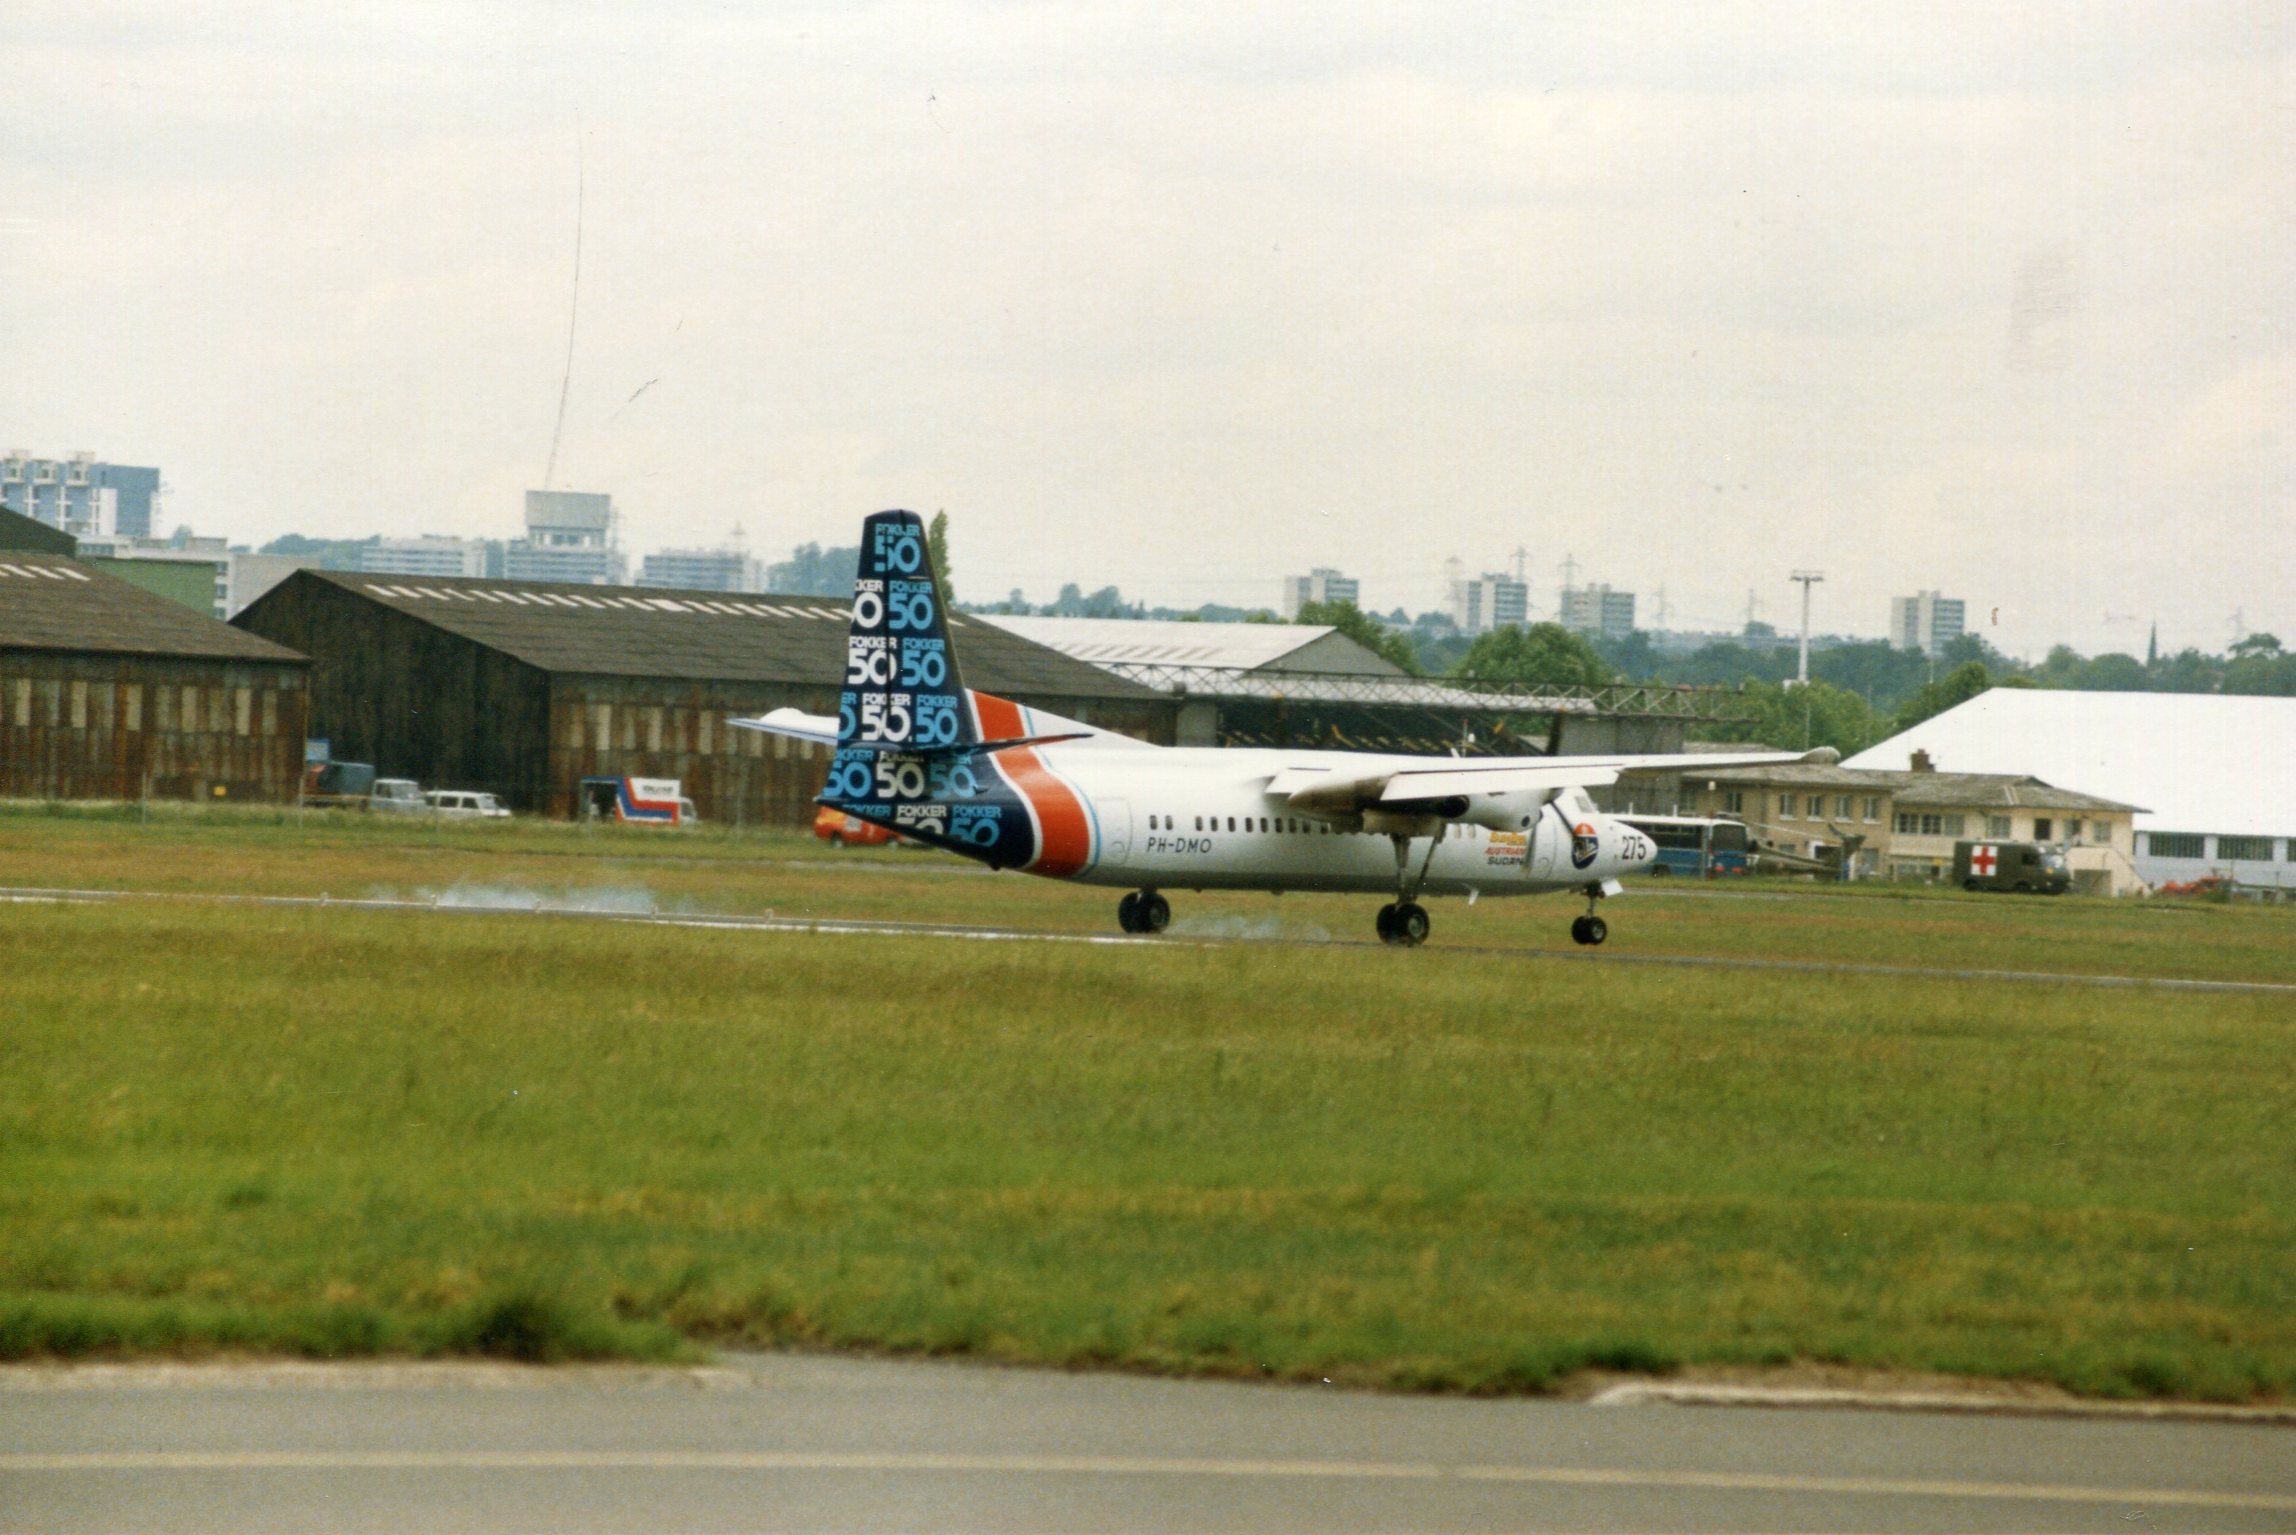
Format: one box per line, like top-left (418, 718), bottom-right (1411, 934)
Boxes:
top-left (1023, 743), bottom-right (1656, 897)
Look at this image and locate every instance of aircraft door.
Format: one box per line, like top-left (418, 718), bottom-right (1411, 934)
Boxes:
top-left (1097, 799), bottom-right (1132, 870)
top-left (1530, 804), bottom-right (1563, 882)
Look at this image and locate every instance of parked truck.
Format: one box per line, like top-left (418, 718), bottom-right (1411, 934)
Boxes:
top-left (1954, 840), bottom-right (2070, 895)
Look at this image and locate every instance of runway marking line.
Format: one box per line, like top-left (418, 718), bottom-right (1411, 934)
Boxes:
top-left (6, 884), bottom-right (2294, 994)
top-left (2, 1451), bottom-right (2291, 1510)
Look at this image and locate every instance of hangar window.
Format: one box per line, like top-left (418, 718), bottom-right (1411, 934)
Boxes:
top-left (2218, 835), bottom-right (2273, 861)
top-left (69, 680), bottom-right (86, 729)
top-left (261, 690), bottom-right (278, 737)
top-left (122, 684), bottom-right (140, 732)
top-left (10, 677), bottom-right (25, 728)
top-left (2147, 832), bottom-right (2203, 858)
top-left (180, 686), bottom-right (199, 733)
top-left (234, 688), bottom-right (252, 736)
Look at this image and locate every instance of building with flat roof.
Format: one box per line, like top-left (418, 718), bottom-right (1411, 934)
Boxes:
top-left (1560, 584), bottom-right (1637, 639)
top-left (1, 452), bottom-right (161, 539)
top-left (505, 490), bottom-right (625, 585)
top-left (1279, 568), bottom-right (1359, 618)
top-left (1, 552), bottom-right (309, 803)
top-left (640, 546), bottom-right (759, 593)
top-left (234, 572), bottom-right (1173, 822)
top-left (1444, 566), bottom-right (1527, 636)
top-left (1847, 688), bottom-right (2296, 891)
top-left (1891, 590), bottom-right (1966, 656)
top-left (360, 536), bottom-right (490, 579)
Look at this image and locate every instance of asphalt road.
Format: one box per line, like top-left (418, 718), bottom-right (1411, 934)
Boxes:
top-left (4, 1354), bottom-right (2292, 1534)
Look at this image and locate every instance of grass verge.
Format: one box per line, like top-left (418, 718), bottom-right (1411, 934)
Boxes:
top-left (4, 896), bottom-right (2290, 1399)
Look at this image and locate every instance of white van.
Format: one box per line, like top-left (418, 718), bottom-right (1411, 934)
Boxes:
top-left (425, 790), bottom-right (512, 820)
top-left (369, 779), bottom-right (426, 814)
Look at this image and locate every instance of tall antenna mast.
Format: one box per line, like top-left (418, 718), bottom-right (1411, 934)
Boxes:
top-left (543, 118), bottom-right (585, 492)
top-left (1790, 570), bottom-right (1825, 686)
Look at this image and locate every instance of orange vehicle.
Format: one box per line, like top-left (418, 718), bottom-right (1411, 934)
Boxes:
top-left (813, 806), bottom-right (898, 847)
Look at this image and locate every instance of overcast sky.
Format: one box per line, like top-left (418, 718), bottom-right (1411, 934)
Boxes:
top-left (4, 2), bottom-right (2289, 655)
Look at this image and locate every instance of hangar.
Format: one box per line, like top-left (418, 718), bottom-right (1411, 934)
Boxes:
top-left (0, 550), bottom-right (310, 804)
top-left (1847, 688), bottom-right (2296, 891)
top-left (232, 570), bottom-right (1173, 822)
top-left (980, 613), bottom-right (1723, 757)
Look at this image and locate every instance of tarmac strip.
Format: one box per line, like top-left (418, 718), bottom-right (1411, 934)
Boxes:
top-left (2, 1447), bottom-right (2292, 1512)
top-left (6, 883), bottom-right (2294, 995)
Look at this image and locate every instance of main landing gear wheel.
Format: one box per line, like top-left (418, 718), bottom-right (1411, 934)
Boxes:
top-left (1377, 901), bottom-right (1430, 947)
top-left (1570, 914), bottom-right (1608, 947)
top-left (1117, 890), bottom-right (1170, 935)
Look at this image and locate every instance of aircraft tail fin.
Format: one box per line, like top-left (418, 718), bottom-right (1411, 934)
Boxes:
top-left (836, 510), bottom-right (973, 756)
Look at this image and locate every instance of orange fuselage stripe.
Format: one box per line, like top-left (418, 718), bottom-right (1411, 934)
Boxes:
top-left (972, 692), bottom-right (1092, 878)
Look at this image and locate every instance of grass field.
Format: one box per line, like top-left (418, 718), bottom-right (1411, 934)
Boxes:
top-left (2, 804), bottom-right (2292, 1400)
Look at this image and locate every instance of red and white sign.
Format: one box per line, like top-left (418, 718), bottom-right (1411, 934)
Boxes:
top-left (1969, 844), bottom-right (1998, 877)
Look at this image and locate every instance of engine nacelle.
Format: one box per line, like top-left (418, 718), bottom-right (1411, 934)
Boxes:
top-left (1457, 788), bottom-right (1560, 832)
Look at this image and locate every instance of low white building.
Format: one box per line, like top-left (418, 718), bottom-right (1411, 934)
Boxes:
top-left (1847, 689), bottom-right (2296, 892)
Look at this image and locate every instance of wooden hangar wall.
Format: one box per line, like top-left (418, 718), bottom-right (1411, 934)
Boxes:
top-left (0, 554), bottom-right (310, 804)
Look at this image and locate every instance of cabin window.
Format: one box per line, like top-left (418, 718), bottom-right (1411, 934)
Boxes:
top-left (1193, 816), bottom-right (1202, 831)
top-left (1226, 817), bottom-right (1235, 832)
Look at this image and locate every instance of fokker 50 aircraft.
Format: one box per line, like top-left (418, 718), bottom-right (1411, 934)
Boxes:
top-left (737, 511), bottom-right (1819, 946)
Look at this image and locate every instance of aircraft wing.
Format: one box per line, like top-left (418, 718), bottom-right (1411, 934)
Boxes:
top-left (1271, 750), bottom-right (1828, 815)
top-left (730, 708), bottom-right (839, 747)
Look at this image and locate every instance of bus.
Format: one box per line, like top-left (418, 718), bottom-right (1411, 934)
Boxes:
top-left (1619, 815), bottom-right (1752, 878)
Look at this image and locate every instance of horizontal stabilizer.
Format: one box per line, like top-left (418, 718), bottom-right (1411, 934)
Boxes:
top-left (731, 708), bottom-right (839, 747)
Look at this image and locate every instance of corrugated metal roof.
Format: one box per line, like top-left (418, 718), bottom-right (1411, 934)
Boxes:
top-left (0, 553), bottom-right (307, 664)
top-left (1699, 761), bottom-right (2138, 812)
top-left (977, 614), bottom-right (1391, 672)
top-left (1846, 688), bottom-right (2292, 837)
top-left (265, 570), bottom-right (1157, 698)
top-left (0, 506), bottom-right (77, 556)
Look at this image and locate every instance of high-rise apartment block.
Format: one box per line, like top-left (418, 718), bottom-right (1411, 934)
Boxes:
top-left (1559, 583), bottom-right (1637, 639)
top-left (506, 490), bottom-right (625, 585)
top-left (1, 451), bottom-right (162, 539)
top-left (640, 547), bottom-right (760, 593)
top-left (1279, 568), bottom-right (1360, 618)
top-left (1445, 563), bottom-right (1528, 637)
top-left (1891, 590), bottom-right (1966, 657)
top-left (359, 536), bottom-right (490, 579)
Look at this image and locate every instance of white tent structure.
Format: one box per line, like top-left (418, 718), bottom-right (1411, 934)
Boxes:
top-left (1847, 689), bottom-right (2296, 889)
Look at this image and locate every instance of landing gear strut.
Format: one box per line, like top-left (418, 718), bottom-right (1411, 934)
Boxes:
top-left (1117, 889), bottom-right (1170, 935)
top-left (1570, 886), bottom-right (1608, 947)
top-left (1376, 832), bottom-right (1440, 946)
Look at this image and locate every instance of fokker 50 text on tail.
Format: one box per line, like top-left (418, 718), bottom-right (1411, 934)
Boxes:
top-left (736, 511), bottom-right (1821, 947)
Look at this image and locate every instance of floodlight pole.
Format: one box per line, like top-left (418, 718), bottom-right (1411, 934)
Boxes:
top-left (1790, 570), bottom-right (1825, 687)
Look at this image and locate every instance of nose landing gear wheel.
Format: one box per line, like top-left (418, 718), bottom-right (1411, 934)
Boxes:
top-left (1119, 891), bottom-right (1170, 935)
top-left (1377, 901), bottom-right (1429, 946)
top-left (1570, 914), bottom-right (1608, 946)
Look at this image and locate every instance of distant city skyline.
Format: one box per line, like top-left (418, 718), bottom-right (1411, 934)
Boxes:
top-left (4, 5), bottom-right (2287, 657)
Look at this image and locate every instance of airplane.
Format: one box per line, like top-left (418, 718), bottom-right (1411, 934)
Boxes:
top-left (735, 510), bottom-right (1825, 946)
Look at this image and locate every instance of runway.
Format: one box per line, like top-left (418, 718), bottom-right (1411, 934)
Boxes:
top-left (6, 882), bottom-right (2293, 995)
top-left (4, 1353), bottom-right (2291, 1534)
